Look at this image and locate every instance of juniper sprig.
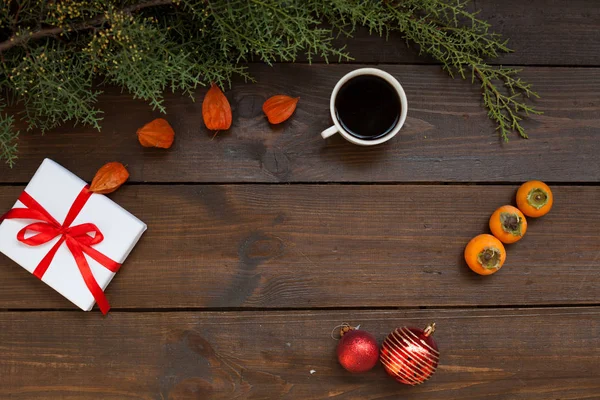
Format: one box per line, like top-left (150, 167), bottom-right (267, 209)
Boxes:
top-left (0, 0), bottom-right (540, 166)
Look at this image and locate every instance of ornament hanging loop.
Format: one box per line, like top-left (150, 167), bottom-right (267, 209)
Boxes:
top-left (424, 322), bottom-right (436, 337)
top-left (330, 322), bottom-right (361, 340)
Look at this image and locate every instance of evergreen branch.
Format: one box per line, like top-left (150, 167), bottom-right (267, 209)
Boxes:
top-left (473, 64), bottom-right (542, 141)
top-left (5, 45), bottom-right (103, 133)
top-left (0, 106), bottom-right (18, 167)
top-left (84, 9), bottom-right (247, 111)
top-left (0, 0), bottom-right (174, 52)
top-left (0, 0), bottom-right (542, 166)
top-left (382, 1), bottom-right (541, 140)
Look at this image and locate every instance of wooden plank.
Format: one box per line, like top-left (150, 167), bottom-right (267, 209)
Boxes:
top-left (0, 185), bottom-right (598, 309)
top-left (1, 65), bottom-right (599, 184)
top-left (0, 308), bottom-right (598, 399)
top-left (340, 0), bottom-right (600, 66)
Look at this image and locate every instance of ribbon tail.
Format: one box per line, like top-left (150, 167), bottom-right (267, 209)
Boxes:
top-left (81, 244), bottom-right (121, 273)
top-left (65, 239), bottom-right (111, 315)
top-left (33, 237), bottom-right (65, 279)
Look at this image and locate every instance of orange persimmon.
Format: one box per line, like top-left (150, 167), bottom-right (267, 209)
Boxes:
top-left (464, 234), bottom-right (506, 275)
top-left (489, 205), bottom-right (527, 244)
top-left (516, 180), bottom-right (553, 218)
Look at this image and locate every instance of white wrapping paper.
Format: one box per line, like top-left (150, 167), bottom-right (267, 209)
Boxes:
top-left (0, 159), bottom-right (146, 311)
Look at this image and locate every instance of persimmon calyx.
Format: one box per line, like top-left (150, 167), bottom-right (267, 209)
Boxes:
top-left (500, 212), bottom-right (523, 236)
top-left (477, 247), bottom-right (502, 270)
top-left (527, 187), bottom-right (549, 209)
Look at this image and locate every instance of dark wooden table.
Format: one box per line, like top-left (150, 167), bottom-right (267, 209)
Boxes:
top-left (1, 1), bottom-right (599, 399)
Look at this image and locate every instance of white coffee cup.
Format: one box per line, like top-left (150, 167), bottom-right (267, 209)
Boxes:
top-left (321, 68), bottom-right (408, 145)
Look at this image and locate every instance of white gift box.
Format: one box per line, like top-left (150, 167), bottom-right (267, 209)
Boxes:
top-left (0, 159), bottom-right (146, 312)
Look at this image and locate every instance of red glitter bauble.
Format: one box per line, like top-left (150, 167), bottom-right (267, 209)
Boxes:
top-left (337, 329), bottom-right (380, 373)
top-left (380, 323), bottom-right (439, 385)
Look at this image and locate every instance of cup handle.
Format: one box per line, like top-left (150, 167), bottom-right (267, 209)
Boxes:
top-left (321, 126), bottom-right (338, 139)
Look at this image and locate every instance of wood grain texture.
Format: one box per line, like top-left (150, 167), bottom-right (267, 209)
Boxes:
top-left (1, 65), bottom-right (599, 184)
top-left (1, 185), bottom-right (598, 310)
top-left (339, 0), bottom-right (600, 66)
top-left (0, 2), bottom-right (598, 398)
top-left (0, 308), bottom-right (598, 400)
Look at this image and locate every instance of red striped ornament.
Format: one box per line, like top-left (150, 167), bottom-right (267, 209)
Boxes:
top-left (380, 323), bottom-right (439, 385)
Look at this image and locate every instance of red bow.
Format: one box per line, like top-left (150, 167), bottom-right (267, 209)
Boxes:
top-left (0, 186), bottom-right (120, 314)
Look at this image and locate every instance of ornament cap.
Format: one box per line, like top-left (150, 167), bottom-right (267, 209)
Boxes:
top-left (423, 322), bottom-right (436, 337)
top-left (331, 323), bottom-right (359, 339)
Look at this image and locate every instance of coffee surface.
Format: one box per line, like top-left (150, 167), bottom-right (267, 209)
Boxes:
top-left (335, 75), bottom-right (401, 140)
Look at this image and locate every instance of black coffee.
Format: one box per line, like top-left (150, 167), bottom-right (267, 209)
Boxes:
top-left (335, 75), bottom-right (401, 140)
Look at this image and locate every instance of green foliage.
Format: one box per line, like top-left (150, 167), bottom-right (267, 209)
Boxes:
top-left (0, 106), bottom-right (18, 167)
top-left (474, 65), bottom-right (541, 140)
top-left (182, 0), bottom-right (350, 64)
top-left (379, 1), bottom-right (542, 141)
top-left (5, 45), bottom-right (102, 133)
top-left (83, 9), bottom-right (245, 111)
top-left (0, 0), bottom-right (540, 166)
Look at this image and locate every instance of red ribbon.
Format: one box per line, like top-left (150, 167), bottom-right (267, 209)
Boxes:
top-left (0, 186), bottom-right (120, 314)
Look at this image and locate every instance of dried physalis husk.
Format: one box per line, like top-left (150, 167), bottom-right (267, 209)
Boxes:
top-left (202, 83), bottom-right (232, 131)
top-left (137, 118), bottom-right (175, 148)
top-left (90, 162), bottom-right (129, 194)
top-left (262, 95), bottom-right (299, 124)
